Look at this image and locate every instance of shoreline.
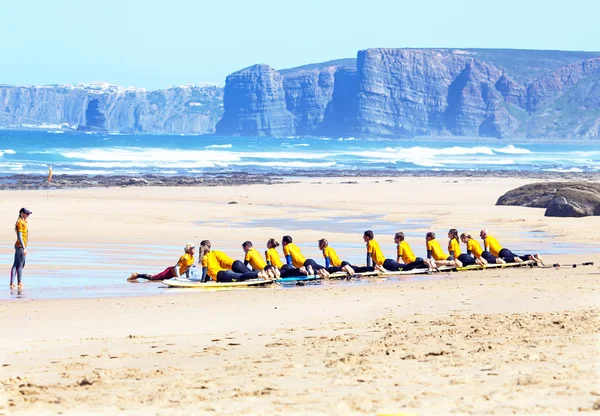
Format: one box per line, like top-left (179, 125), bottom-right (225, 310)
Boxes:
top-left (1, 170), bottom-right (599, 190)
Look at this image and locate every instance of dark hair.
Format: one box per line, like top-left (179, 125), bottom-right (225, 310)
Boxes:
top-left (363, 230), bottom-right (374, 239)
top-left (199, 245), bottom-right (210, 258)
top-left (200, 240), bottom-right (211, 249)
top-left (282, 235), bottom-right (293, 244)
top-left (448, 228), bottom-right (459, 243)
top-left (426, 232), bottom-right (436, 240)
top-left (318, 238), bottom-right (328, 247)
top-left (267, 238), bottom-right (280, 248)
top-left (460, 233), bottom-right (472, 240)
top-left (394, 232), bottom-right (405, 241)
top-left (242, 241), bottom-right (252, 248)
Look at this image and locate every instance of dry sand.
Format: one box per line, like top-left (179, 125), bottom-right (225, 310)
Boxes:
top-left (1, 176), bottom-right (599, 415)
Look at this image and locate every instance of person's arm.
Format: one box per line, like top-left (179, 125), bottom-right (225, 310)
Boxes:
top-left (449, 250), bottom-right (455, 260)
top-left (366, 252), bottom-right (372, 267)
top-left (467, 249), bottom-right (472, 256)
top-left (285, 254), bottom-right (292, 266)
top-left (201, 267), bottom-right (208, 282)
top-left (173, 264), bottom-right (181, 277)
top-left (244, 259), bottom-right (250, 267)
top-left (265, 251), bottom-right (271, 266)
top-left (427, 250), bottom-right (433, 260)
top-left (17, 231), bottom-right (26, 253)
top-left (325, 257), bottom-right (331, 268)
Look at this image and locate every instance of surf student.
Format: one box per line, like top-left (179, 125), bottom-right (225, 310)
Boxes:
top-left (199, 245), bottom-right (267, 282)
top-left (317, 238), bottom-right (374, 276)
top-left (242, 241), bottom-right (276, 279)
top-left (128, 243), bottom-right (196, 281)
top-left (265, 238), bottom-right (304, 278)
top-left (363, 230), bottom-right (386, 269)
top-left (10, 207), bottom-right (32, 289)
top-left (377, 232), bottom-right (430, 272)
top-left (448, 229), bottom-right (477, 267)
top-left (425, 232), bottom-right (463, 269)
top-left (460, 233), bottom-right (503, 265)
top-left (200, 239), bottom-right (252, 274)
top-left (282, 235), bottom-right (325, 276)
top-left (480, 229), bottom-right (544, 265)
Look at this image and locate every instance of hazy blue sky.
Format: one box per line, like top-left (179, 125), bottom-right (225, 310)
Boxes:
top-left (2, 0), bottom-right (599, 89)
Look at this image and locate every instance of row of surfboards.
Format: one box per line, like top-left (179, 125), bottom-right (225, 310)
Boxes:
top-left (161, 260), bottom-right (537, 288)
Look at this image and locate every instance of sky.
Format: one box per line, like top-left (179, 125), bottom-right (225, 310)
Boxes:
top-left (2, 0), bottom-right (599, 90)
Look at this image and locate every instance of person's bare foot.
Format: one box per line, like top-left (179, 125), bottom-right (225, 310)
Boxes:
top-left (266, 268), bottom-right (275, 279)
top-left (274, 268), bottom-right (281, 278)
top-left (454, 259), bottom-right (463, 268)
top-left (514, 257), bottom-right (523, 263)
top-left (533, 253), bottom-right (545, 266)
top-left (299, 266), bottom-right (308, 276)
top-left (342, 265), bottom-right (355, 276)
top-left (321, 269), bottom-right (330, 278)
top-left (496, 258), bottom-right (506, 264)
top-left (306, 265), bottom-right (314, 276)
top-left (375, 264), bottom-right (387, 273)
top-left (9, 284), bottom-right (15, 289)
top-left (127, 273), bottom-right (139, 282)
top-left (17, 283), bottom-right (22, 289)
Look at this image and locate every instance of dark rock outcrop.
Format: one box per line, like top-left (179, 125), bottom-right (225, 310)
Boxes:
top-left (215, 64), bottom-right (295, 136)
top-left (496, 182), bottom-right (600, 217)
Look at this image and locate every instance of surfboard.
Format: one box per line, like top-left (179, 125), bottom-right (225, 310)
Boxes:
top-left (455, 259), bottom-right (535, 272)
top-left (328, 266), bottom-right (453, 279)
top-left (276, 275), bottom-right (322, 283)
top-left (162, 278), bottom-right (274, 288)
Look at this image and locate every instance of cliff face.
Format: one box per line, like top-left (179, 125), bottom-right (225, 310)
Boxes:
top-left (219, 48), bottom-right (600, 139)
top-left (215, 64), bottom-right (295, 136)
top-left (0, 84), bottom-right (223, 134)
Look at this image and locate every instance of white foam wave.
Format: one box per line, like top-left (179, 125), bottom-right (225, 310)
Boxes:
top-left (290, 143), bottom-right (310, 147)
top-left (205, 144), bottom-right (232, 149)
top-left (231, 161), bottom-right (337, 168)
top-left (543, 167), bottom-right (584, 172)
top-left (493, 145), bottom-right (531, 154)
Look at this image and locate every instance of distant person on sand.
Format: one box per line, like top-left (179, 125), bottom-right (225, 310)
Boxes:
top-left (375, 232), bottom-right (430, 272)
top-left (425, 232), bottom-right (463, 270)
top-left (128, 243), bottom-right (196, 281)
top-left (199, 244), bottom-right (267, 282)
top-left (480, 229), bottom-right (544, 265)
top-left (10, 207), bottom-right (32, 289)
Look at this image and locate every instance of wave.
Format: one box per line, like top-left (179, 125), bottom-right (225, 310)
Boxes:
top-left (493, 145), bottom-right (531, 154)
top-left (205, 144), bottom-right (232, 149)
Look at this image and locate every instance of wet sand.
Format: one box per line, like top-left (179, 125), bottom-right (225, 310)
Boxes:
top-left (1, 176), bottom-right (599, 414)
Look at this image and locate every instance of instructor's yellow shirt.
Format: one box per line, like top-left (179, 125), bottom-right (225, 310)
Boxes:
top-left (367, 239), bottom-right (386, 266)
top-left (484, 235), bottom-right (502, 257)
top-left (397, 241), bottom-right (416, 264)
top-left (283, 243), bottom-right (306, 268)
top-left (15, 218), bottom-right (28, 248)
top-left (213, 250), bottom-right (234, 269)
top-left (244, 248), bottom-right (267, 270)
top-left (426, 239), bottom-right (448, 261)
top-left (176, 253), bottom-right (195, 276)
top-left (322, 246), bottom-right (342, 267)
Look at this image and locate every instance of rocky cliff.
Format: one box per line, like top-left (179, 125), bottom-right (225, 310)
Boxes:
top-left (218, 48), bottom-right (600, 139)
top-left (0, 84), bottom-right (223, 134)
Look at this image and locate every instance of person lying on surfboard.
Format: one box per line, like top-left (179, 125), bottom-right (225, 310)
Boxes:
top-left (265, 238), bottom-right (307, 278)
top-left (480, 229), bottom-right (544, 266)
top-left (459, 233), bottom-right (503, 265)
top-left (281, 235), bottom-right (327, 276)
top-left (199, 240), bottom-right (261, 274)
top-left (317, 238), bottom-right (375, 277)
top-left (363, 230), bottom-right (387, 270)
top-left (448, 229), bottom-right (478, 267)
top-left (242, 241), bottom-right (279, 278)
top-left (375, 232), bottom-right (431, 272)
top-left (128, 243), bottom-right (196, 281)
top-left (199, 244), bottom-right (268, 283)
top-left (425, 232), bottom-right (463, 270)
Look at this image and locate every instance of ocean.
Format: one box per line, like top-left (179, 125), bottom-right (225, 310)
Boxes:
top-left (0, 130), bottom-right (598, 176)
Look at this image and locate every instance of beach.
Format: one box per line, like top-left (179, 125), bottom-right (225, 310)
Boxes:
top-left (1, 176), bottom-right (599, 415)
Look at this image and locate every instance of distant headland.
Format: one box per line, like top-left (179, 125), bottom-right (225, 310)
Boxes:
top-left (2, 48), bottom-right (600, 139)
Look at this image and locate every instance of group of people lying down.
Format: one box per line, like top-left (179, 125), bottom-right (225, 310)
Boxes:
top-left (128, 229), bottom-right (544, 283)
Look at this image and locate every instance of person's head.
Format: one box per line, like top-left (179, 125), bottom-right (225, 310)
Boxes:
top-left (363, 230), bottom-right (374, 242)
top-left (426, 231), bottom-right (436, 241)
top-left (19, 207), bottom-right (32, 219)
top-left (199, 245), bottom-right (210, 258)
top-left (318, 238), bottom-right (328, 250)
top-left (267, 238), bottom-right (280, 249)
top-left (242, 241), bottom-right (253, 253)
top-left (200, 239), bottom-right (211, 249)
top-left (184, 243), bottom-right (196, 254)
top-left (282, 235), bottom-right (293, 246)
top-left (394, 232), bottom-right (405, 243)
top-left (448, 228), bottom-right (459, 241)
top-left (460, 233), bottom-right (471, 243)
top-left (479, 229), bottom-right (488, 239)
